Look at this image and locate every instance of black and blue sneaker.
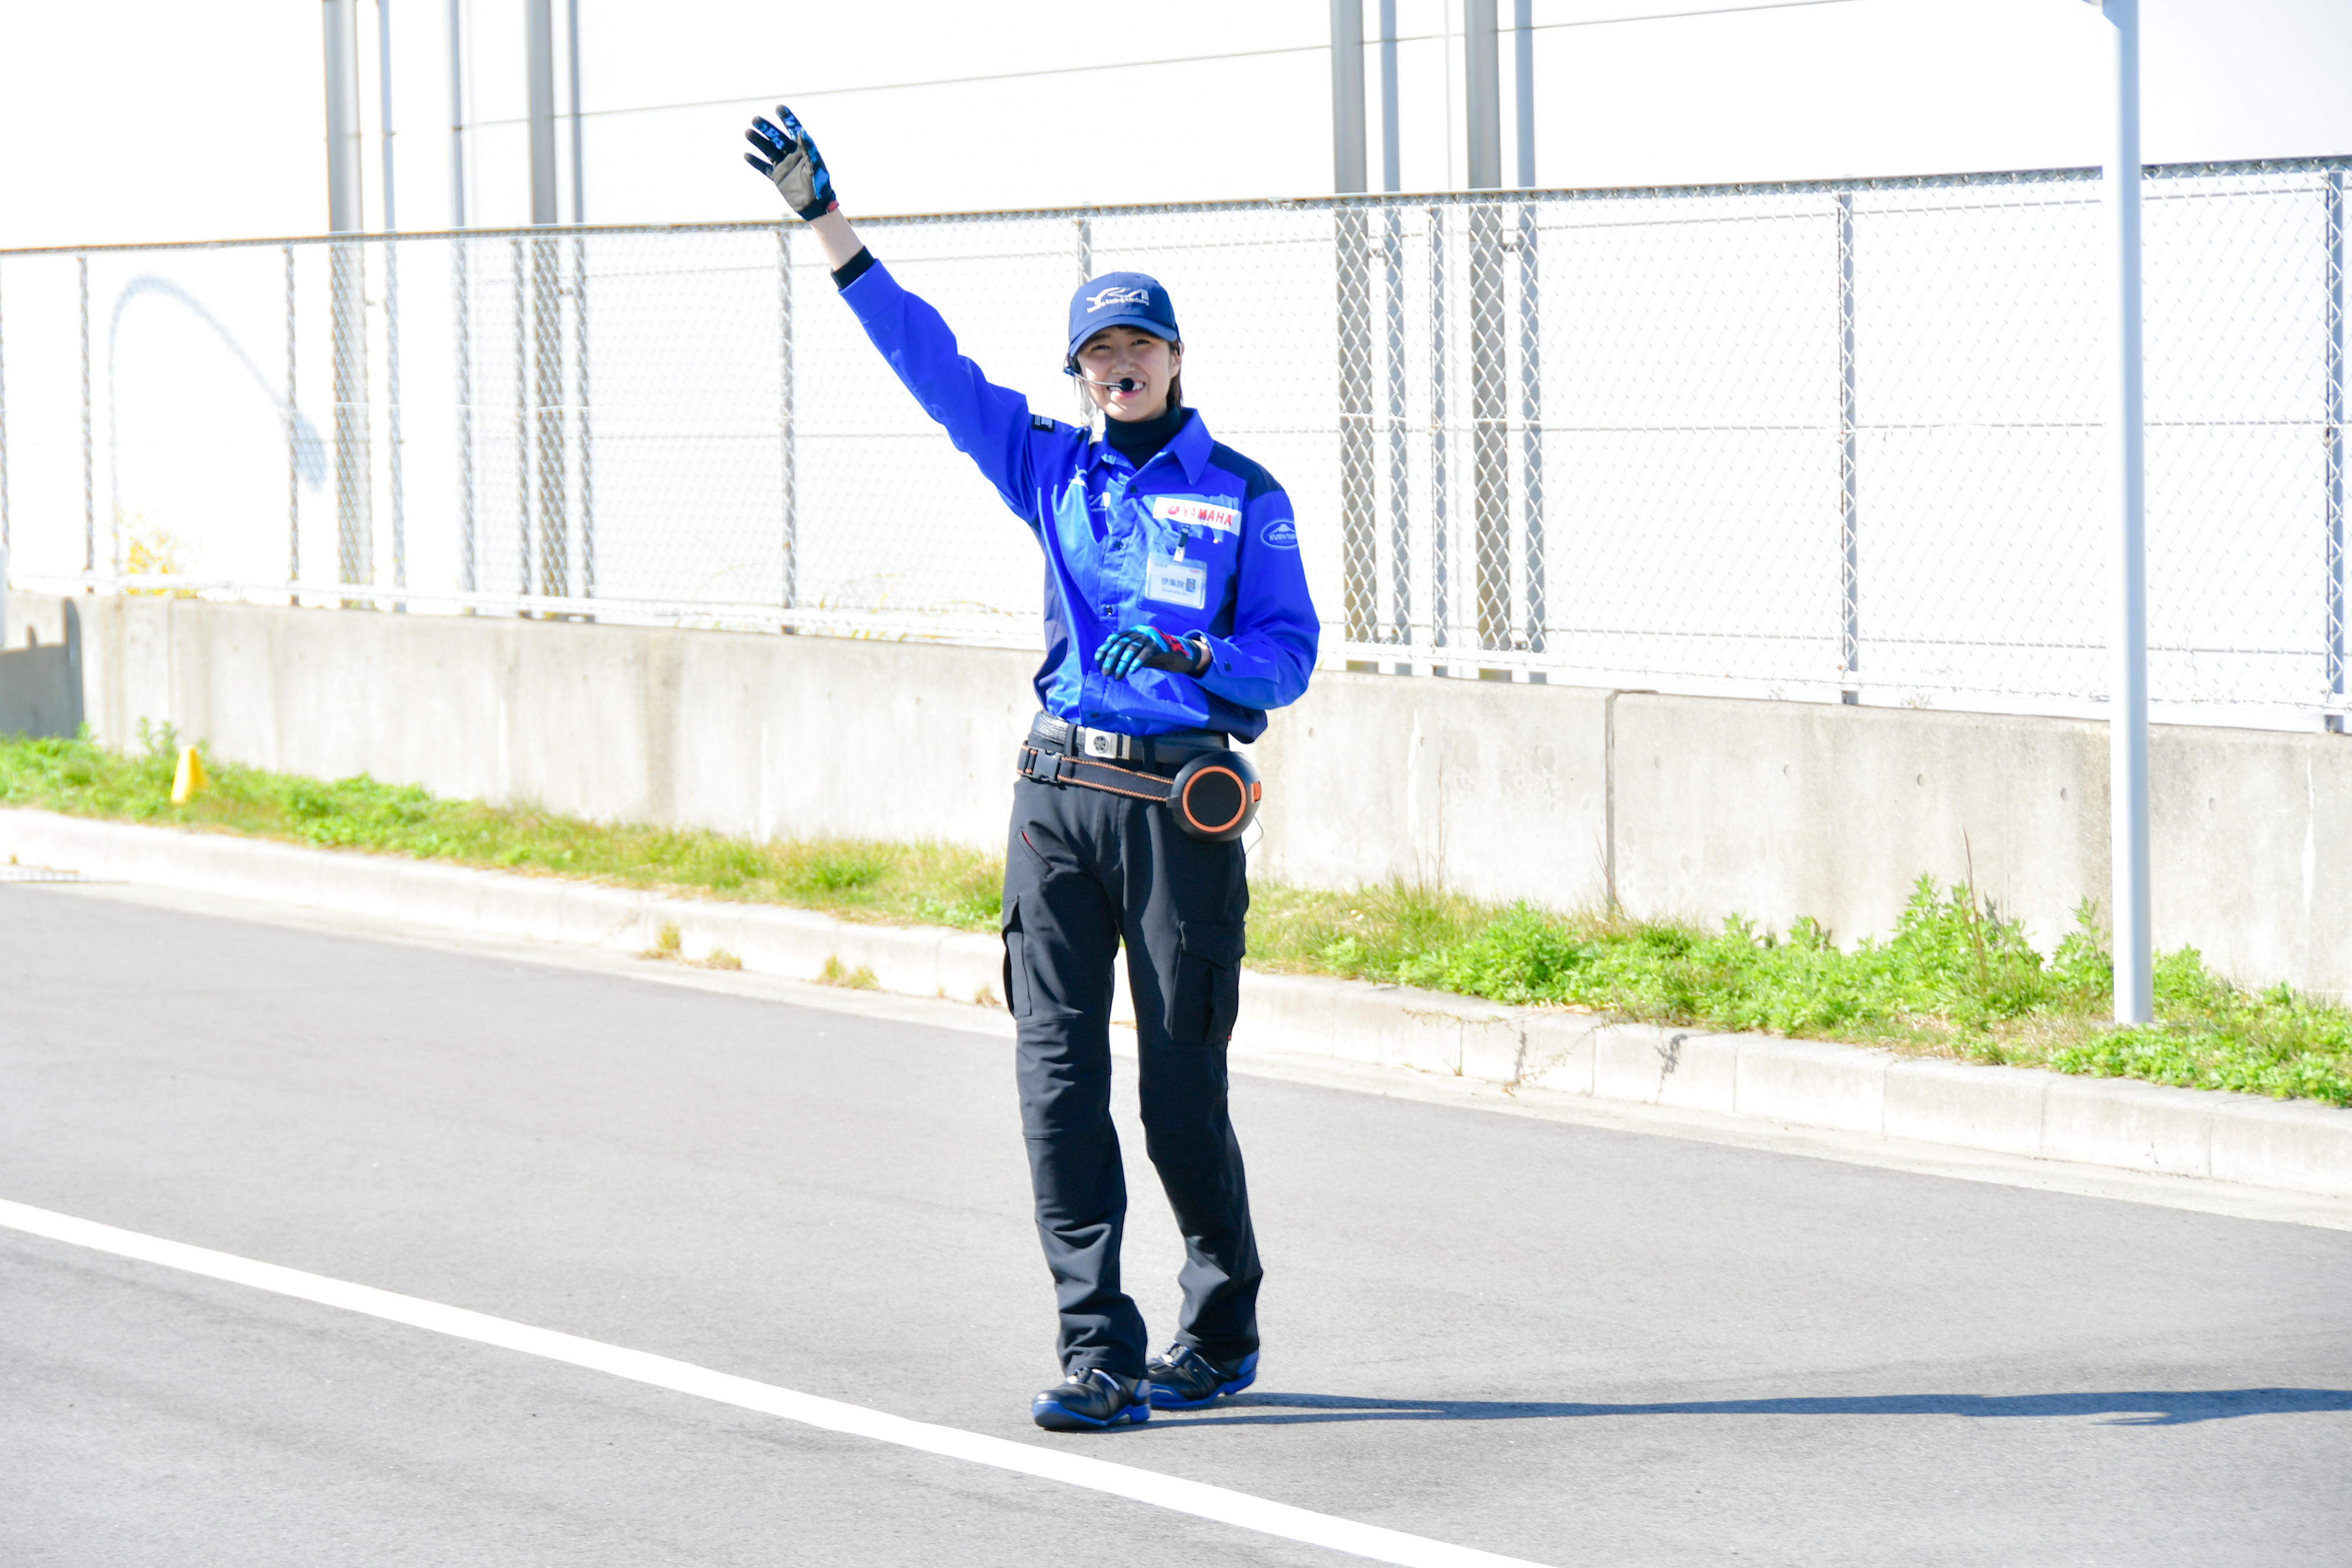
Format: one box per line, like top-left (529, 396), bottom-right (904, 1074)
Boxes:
top-left (1145, 1344), bottom-right (1259, 1409)
top-left (1031, 1368), bottom-right (1152, 1432)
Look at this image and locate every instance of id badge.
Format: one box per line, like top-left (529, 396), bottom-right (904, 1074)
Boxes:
top-left (1143, 554), bottom-right (1208, 610)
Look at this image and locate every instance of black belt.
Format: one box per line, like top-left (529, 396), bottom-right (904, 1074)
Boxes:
top-left (1017, 744), bottom-right (1181, 804)
top-left (1018, 714), bottom-right (1263, 841)
top-left (1026, 713), bottom-right (1228, 770)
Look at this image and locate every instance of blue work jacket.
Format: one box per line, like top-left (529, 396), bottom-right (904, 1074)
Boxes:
top-left (840, 261), bottom-right (1319, 743)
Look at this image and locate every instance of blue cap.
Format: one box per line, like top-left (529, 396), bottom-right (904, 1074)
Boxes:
top-left (1067, 272), bottom-right (1181, 359)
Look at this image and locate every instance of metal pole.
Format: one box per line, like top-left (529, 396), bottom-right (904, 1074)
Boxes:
top-left (1464, 0), bottom-right (1501, 192)
top-left (2326, 167), bottom-right (2346, 734)
top-left (513, 236), bottom-right (529, 606)
top-left (779, 224), bottom-right (797, 617)
top-left (325, 0), bottom-right (371, 590)
top-left (446, 0), bottom-right (467, 228)
top-left (323, 1), bottom-right (365, 232)
top-left (2090, 0), bottom-right (2151, 1024)
top-left (1513, 0), bottom-right (1535, 189)
top-left (1519, 200), bottom-right (1544, 658)
top-left (1379, 1), bottom-right (1405, 660)
top-left (80, 255), bottom-right (92, 578)
top-left (1839, 189), bottom-right (1859, 703)
top-left (377, 0), bottom-right (396, 229)
top-left (1386, 206), bottom-right (1409, 653)
top-left (448, 0), bottom-right (473, 599)
top-left (527, 0), bottom-right (563, 608)
top-left (566, 0), bottom-right (585, 222)
top-left (526, 0), bottom-right (559, 227)
top-left (1334, 4), bottom-right (1373, 646)
top-left (1331, 0), bottom-right (1367, 196)
top-left (1378, 0), bottom-right (1400, 196)
top-left (379, 0), bottom-right (404, 601)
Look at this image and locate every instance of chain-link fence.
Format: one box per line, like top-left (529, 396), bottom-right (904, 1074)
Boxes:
top-left (1, 155), bottom-right (2344, 726)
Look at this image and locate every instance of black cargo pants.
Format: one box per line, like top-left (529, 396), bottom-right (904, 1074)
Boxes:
top-left (1001, 769), bottom-right (1260, 1380)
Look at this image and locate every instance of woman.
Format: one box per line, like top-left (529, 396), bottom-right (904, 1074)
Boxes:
top-left (746, 106), bottom-right (1318, 1432)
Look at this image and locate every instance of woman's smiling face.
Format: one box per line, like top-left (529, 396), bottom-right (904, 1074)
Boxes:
top-left (1075, 326), bottom-right (1181, 422)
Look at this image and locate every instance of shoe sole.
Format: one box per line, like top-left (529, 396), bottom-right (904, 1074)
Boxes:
top-left (1031, 1398), bottom-right (1151, 1432)
top-left (1147, 1353), bottom-right (1259, 1410)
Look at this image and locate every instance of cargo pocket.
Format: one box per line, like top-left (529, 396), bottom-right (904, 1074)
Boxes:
top-left (1174, 920), bottom-right (1246, 1045)
top-left (1001, 898), bottom-right (1033, 1021)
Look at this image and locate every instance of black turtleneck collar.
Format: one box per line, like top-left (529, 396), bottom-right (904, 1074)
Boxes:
top-left (1102, 402), bottom-right (1189, 469)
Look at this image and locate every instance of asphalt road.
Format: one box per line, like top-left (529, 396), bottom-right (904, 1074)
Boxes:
top-left (4, 883), bottom-right (2350, 1567)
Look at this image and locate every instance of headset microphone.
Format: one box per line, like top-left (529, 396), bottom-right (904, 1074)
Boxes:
top-left (1068, 364), bottom-right (1138, 394)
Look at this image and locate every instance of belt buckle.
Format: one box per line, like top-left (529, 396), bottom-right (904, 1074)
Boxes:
top-left (1081, 729), bottom-right (1124, 761)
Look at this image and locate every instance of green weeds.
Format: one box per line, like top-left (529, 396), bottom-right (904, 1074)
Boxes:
top-left (0, 728), bottom-right (1003, 932)
top-left (4, 730), bottom-right (2346, 1106)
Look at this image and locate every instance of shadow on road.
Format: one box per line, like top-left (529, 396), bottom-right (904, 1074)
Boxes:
top-left (1174, 1388), bottom-right (2352, 1428)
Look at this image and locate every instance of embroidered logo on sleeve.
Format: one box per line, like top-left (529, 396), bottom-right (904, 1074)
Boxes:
top-left (1259, 519), bottom-right (1299, 550)
top-left (1149, 496), bottom-right (1240, 533)
top-left (1030, 414), bottom-right (1058, 432)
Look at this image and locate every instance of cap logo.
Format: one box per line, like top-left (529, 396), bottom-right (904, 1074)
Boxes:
top-left (1084, 285), bottom-right (1153, 313)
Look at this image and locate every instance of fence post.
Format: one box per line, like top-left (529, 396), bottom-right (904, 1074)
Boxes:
top-left (1338, 205), bottom-right (1378, 644)
top-left (1385, 205), bottom-right (1411, 653)
top-left (80, 255), bottom-right (93, 579)
top-left (1329, 0), bottom-right (1367, 196)
top-left (1839, 190), bottom-right (1860, 703)
top-left (779, 222), bottom-right (797, 618)
top-left (1428, 206), bottom-right (1450, 672)
top-left (1518, 199), bottom-right (1544, 660)
top-left (2091, 0), bottom-right (2151, 1025)
top-left (2326, 166), bottom-right (2346, 734)
top-left (285, 245), bottom-right (300, 587)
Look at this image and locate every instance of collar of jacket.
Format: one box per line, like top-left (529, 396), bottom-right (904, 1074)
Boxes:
top-left (1089, 406), bottom-right (1213, 486)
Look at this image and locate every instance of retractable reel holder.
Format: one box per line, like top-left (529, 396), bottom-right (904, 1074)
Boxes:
top-left (1168, 749), bottom-right (1261, 843)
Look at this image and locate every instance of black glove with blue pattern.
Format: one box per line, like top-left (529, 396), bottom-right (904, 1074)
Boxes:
top-left (743, 105), bottom-right (838, 221)
top-left (1097, 624), bottom-right (1209, 680)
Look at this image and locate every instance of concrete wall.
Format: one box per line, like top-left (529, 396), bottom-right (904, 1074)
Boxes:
top-left (8, 589), bottom-right (2350, 997)
top-left (0, 594), bottom-right (85, 741)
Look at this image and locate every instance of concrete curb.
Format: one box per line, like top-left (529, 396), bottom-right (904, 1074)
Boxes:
top-left (6, 807), bottom-right (2347, 1202)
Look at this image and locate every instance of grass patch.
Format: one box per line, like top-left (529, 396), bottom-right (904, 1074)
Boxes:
top-left (0, 727), bottom-right (1004, 932)
top-left (818, 955), bottom-right (880, 990)
top-left (5, 729), bottom-right (2346, 1107)
top-left (1251, 876), bottom-right (2352, 1106)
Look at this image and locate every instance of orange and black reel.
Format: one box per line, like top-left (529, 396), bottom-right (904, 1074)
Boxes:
top-left (1168, 750), bottom-right (1262, 843)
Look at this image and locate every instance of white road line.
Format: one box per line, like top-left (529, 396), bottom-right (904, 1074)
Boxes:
top-left (0, 1198), bottom-right (1546, 1568)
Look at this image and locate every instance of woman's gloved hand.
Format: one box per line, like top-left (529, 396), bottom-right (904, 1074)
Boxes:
top-left (743, 105), bottom-right (838, 220)
top-left (1096, 625), bottom-right (1208, 680)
